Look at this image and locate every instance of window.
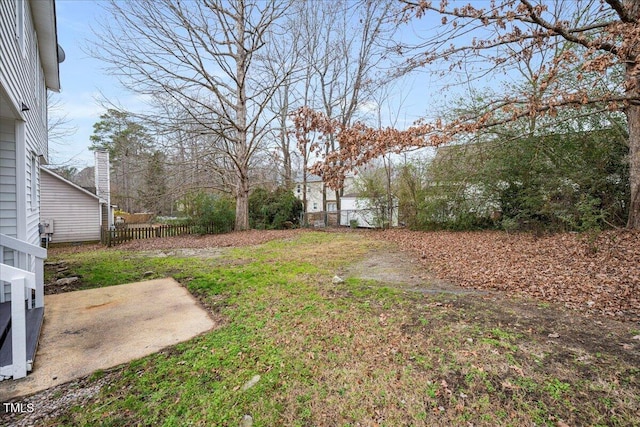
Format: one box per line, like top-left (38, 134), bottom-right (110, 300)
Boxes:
top-left (312, 202), bottom-right (318, 211)
top-left (296, 184), bottom-right (301, 193)
top-left (327, 202), bottom-right (337, 212)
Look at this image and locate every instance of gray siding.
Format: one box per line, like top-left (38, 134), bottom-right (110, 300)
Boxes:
top-left (0, 0), bottom-right (49, 159)
top-left (1, 0), bottom-right (57, 303)
top-left (0, 119), bottom-right (16, 301)
top-left (0, 118), bottom-right (17, 236)
top-left (40, 170), bottom-right (102, 243)
top-left (1, 0), bottom-right (48, 247)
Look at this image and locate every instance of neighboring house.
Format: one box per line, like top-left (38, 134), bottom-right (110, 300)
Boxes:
top-left (40, 150), bottom-right (113, 244)
top-left (0, 0), bottom-right (63, 379)
top-left (427, 143), bottom-right (503, 223)
top-left (40, 173), bottom-right (102, 244)
top-left (294, 174), bottom-right (355, 213)
top-left (294, 173), bottom-right (398, 228)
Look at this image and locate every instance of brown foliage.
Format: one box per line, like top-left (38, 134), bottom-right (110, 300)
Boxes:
top-left (378, 229), bottom-right (640, 321)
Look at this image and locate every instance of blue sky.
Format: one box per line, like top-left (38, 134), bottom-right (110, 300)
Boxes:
top-left (50, 1), bottom-right (462, 170)
top-left (52, 0), bottom-right (144, 169)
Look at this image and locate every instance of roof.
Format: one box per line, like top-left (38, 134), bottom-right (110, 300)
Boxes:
top-left (31, 0), bottom-right (62, 91)
top-left (41, 167), bottom-right (105, 203)
top-left (295, 174), bottom-right (324, 183)
top-left (295, 173), bottom-right (357, 184)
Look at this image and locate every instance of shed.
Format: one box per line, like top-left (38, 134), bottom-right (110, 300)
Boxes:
top-left (40, 167), bottom-right (106, 243)
top-left (340, 195), bottom-right (399, 228)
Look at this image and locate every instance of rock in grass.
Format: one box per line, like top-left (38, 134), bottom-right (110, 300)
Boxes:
top-left (240, 414), bottom-right (253, 427)
top-left (55, 277), bottom-right (79, 286)
top-left (143, 271), bottom-right (154, 277)
top-left (241, 375), bottom-right (260, 391)
top-left (332, 275), bottom-right (344, 284)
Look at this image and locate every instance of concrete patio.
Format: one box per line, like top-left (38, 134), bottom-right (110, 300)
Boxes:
top-left (0, 278), bottom-right (216, 400)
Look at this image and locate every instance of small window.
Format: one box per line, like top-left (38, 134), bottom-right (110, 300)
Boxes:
top-left (296, 184), bottom-right (301, 193)
top-left (312, 202), bottom-right (318, 211)
top-left (327, 202), bottom-right (337, 212)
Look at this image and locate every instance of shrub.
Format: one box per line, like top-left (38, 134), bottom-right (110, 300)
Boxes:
top-left (249, 187), bottom-right (302, 229)
top-left (189, 192), bottom-right (235, 234)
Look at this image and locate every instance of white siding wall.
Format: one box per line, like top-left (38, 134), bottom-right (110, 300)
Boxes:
top-left (40, 170), bottom-right (102, 243)
top-left (0, 119), bottom-right (17, 300)
top-left (0, 0), bottom-right (48, 244)
top-left (0, 118), bottom-right (17, 237)
top-left (1, 0), bottom-right (49, 158)
top-left (295, 177), bottom-right (355, 213)
top-left (1, 0), bottom-right (53, 303)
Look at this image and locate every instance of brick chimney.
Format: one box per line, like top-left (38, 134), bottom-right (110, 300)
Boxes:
top-left (94, 150), bottom-right (112, 229)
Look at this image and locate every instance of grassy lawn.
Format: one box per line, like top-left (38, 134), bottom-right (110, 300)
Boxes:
top-left (34, 231), bottom-right (640, 426)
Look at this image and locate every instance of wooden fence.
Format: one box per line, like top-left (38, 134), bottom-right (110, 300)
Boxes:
top-left (100, 223), bottom-right (216, 247)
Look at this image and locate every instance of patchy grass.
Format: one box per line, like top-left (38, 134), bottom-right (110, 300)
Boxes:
top-left (17, 231), bottom-right (640, 426)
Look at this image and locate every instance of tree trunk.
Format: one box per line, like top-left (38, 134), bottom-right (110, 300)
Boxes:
top-left (302, 175), bottom-right (308, 218)
top-left (626, 0), bottom-right (640, 228)
top-left (235, 170), bottom-right (250, 231)
top-left (234, 0), bottom-right (249, 231)
top-left (627, 103), bottom-right (640, 228)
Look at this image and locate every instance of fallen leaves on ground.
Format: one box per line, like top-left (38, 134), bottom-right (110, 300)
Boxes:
top-left (117, 229), bottom-right (305, 251)
top-left (378, 229), bottom-right (640, 322)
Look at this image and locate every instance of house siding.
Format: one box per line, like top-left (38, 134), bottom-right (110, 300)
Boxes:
top-left (1, 0), bottom-right (48, 246)
top-left (1, 0), bottom-right (49, 160)
top-left (0, 118), bottom-right (17, 301)
top-left (1, 0), bottom-right (58, 303)
top-left (295, 176), bottom-right (355, 213)
top-left (0, 118), bottom-right (17, 237)
top-left (40, 170), bottom-right (102, 243)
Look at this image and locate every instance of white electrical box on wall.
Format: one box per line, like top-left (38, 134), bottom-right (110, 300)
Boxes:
top-left (41, 218), bottom-right (54, 234)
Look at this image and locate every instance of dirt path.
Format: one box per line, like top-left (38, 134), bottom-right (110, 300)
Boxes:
top-left (344, 246), bottom-right (640, 368)
top-left (343, 249), bottom-right (486, 295)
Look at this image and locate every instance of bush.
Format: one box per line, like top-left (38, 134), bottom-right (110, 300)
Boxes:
top-left (414, 125), bottom-right (628, 233)
top-left (188, 192), bottom-right (235, 234)
top-left (249, 187), bottom-right (302, 229)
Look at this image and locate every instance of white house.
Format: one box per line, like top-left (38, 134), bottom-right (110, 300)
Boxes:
top-left (294, 173), bottom-right (399, 228)
top-left (40, 150), bottom-right (113, 244)
top-left (0, 0), bottom-right (63, 379)
top-left (294, 174), bottom-right (356, 212)
top-left (40, 169), bottom-right (103, 244)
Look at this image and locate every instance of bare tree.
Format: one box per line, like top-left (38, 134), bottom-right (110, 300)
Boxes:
top-left (296, 0), bottom-right (640, 229)
top-left (91, 0), bottom-right (293, 230)
top-left (47, 93), bottom-right (78, 166)
top-left (287, 0), bottom-right (400, 213)
top-left (257, 6), bottom-right (305, 189)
